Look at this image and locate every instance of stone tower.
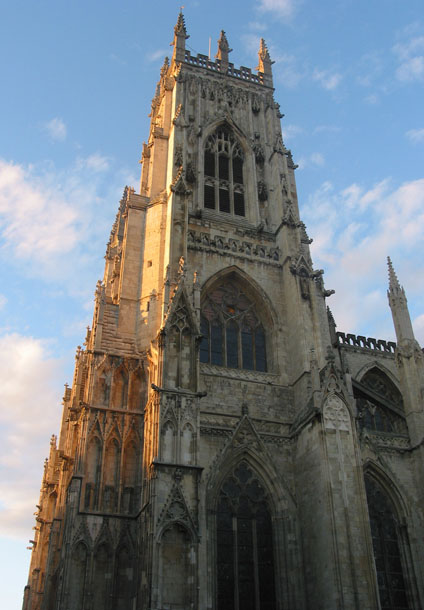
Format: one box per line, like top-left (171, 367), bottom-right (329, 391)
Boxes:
top-left (23, 13), bottom-right (424, 610)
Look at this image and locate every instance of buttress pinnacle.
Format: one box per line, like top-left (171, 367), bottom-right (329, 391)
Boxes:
top-left (387, 256), bottom-right (403, 298)
top-left (174, 10), bottom-right (188, 37)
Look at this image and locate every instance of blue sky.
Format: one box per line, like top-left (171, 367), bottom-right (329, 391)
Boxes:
top-left (1, 0), bottom-right (423, 606)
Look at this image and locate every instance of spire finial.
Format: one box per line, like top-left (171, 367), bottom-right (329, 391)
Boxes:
top-left (172, 9), bottom-right (189, 63)
top-left (387, 256), bottom-right (401, 293)
top-left (215, 30), bottom-right (232, 68)
top-left (175, 9), bottom-right (188, 37)
top-left (256, 38), bottom-right (274, 87)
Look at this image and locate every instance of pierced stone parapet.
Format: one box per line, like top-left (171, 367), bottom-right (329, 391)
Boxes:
top-left (183, 51), bottom-right (267, 86)
top-left (337, 331), bottom-right (396, 353)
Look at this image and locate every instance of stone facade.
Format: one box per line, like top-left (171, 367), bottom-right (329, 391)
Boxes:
top-left (23, 13), bottom-right (424, 610)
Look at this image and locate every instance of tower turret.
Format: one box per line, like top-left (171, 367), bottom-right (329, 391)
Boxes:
top-left (256, 38), bottom-right (274, 87)
top-left (215, 30), bottom-right (232, 72)
top-left (387, 256), bottom-right (415, 342)
top-left (171, 10), bottom-right (189, 63)
top-left (388, 256), bottom-right (424, 445)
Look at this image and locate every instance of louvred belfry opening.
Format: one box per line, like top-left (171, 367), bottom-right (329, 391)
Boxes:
top-left (204, 125), bottom-right (245, 216)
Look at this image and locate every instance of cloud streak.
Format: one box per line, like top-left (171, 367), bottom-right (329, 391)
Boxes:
top-left (42, 117), bottom-right (67, 142)
top-left (0, 333), bottom-right (64, 538)
top-left (303, 178), bottom-right (424, 341)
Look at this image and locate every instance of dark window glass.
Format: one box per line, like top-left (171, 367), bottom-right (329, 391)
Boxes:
top-left (365, 475), bottom-right (409, 610)
top-left (217, 462), bottom-right (276, 610)
top-left (211, 321), bottom-right (223, 366)
top-left (233, 156), bottom-right (243, 184)
top-left (200, 316), bottom-right (209, 363)
top-left (255, 328), bottom-right (267, 372)
top-left (219, 188), bottom-right (230, 213)
top-left (226, 322), bottom-right (239, 368)
top-left (242, 328), bottom-right (254, 370)
top-left (234, 192), bottom-right (245, 216)
top-left (219, 155), bottom-right (229, 180)
top-left (204, 184), bottom-right (215, 209)
top-left (204, 150), bottom-right (215, 177)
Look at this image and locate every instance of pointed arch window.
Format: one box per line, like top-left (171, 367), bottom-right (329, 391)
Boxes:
top-left (217, 461), bottom-right (276, 610)
top-left (204, 126), bottom-right (245, 216)
top-left (200, 280), bottom-right (267, 371)
top-left (354, 369), bottom-right (407, 436)
top-left (364, 474), bottom-right (410, 610)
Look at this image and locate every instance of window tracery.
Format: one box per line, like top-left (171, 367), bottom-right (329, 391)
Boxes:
top-left (355, 369), bottom-right (407, 435)
top-left (204, 126), bottom-right (245, 216)
top-left (364, 475), bottom-right (410, 610)
top-left (200, 280), bottom-right (266, 371)
top-left (217, 461), bottom-right (276, 610)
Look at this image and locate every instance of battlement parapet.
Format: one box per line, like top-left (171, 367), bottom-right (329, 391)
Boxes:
top-left (336, 331), bottom-right (396, 353)
top-left (184, 51), bottom-right (266, 86)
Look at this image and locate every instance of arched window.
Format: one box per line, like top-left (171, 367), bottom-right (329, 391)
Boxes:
top-left (92, 543), bottom-right (112, 610)
top-left (204, 126), bottom-right (245, 216)
top-left (217, 461), bottom-right (276, 610)
top-left (200, 279), bottom-right (267, 371)
top-left (355, 369), bottom-right (407, 435)
top-left (364, 474), bottom-right (410, 610)
top-left (160, 525), bottom-right (192, 608)
top-left (68, 542), bottom-right (88, 610)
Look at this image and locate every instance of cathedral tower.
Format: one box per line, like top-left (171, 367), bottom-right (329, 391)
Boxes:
top-left (23, 13), bottom-right (424, 610)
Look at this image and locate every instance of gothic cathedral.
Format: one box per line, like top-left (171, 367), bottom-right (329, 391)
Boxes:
top-left (23, 13), bottom-right (424, 610)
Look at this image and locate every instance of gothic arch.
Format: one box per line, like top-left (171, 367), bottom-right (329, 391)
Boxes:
top-left (181, 422), bottom-right (196, 465)
top-left (363, 460), bottom-right (410, 520)
top-left (92, 541), bottom-right (112, 610)
top-left (354, 366), bottom-right (406, 435)
top-left (202, 117), bottom-right (250, 156)
top-left (207, 445), bottom-right (295, 516)
top-left (121, 437), bottom-right (140, 513)
top-left (357, 362), bottom-right (402, 395)
top-left (209, 457), bottom-right (281, 610)
top-left (67, 541), bottom-right (88, 610)
top-left (200, 267), bottom-right (278, 373)
top-left (363, 462), bottom-right (416, 609)
top-left (111, 365), bottom-right (129, 409)
top-left (161, 420), bottom-right (176, 463)
top-left (84, 435), bottom-right (102, 510)
top-left (199, 119), bottom-right (258, 223)
top-left (157, 522), bottom-right (196, 610)
top-left (102, 437), bottom-right (121, 512)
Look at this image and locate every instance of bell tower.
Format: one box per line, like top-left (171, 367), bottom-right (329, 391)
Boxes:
top-left (23, 12), bottom-right (424, 610)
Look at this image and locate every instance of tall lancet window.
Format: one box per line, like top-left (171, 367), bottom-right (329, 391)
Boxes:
top-left (217, 462), bottom-right (276, 610)
top-left (200, 279), bottom-right (267, 372)
top-left (364, 474), bottom-right (410, 610)
top-left (204, 126), bottom-right (245, 216)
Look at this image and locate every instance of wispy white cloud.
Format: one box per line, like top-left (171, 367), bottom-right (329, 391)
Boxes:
top-left (0, 294), bottom-right (6, 310)
top-left (275, 53), bottom-right (304, 88)
top-left (42, 117), bottom-right (67, 142)
top-left (393, 34), bottom-right (424, 82)
top-left (258, 0), bottom-right (298, 19)
top-left (147, 48), bottom-right (169, 62)
top-left (0, 333), bottom-right (64, 538)
top-left (297, 152), bottom-right (325, 169)
top-left (313, 125), bottom-right (341, 135)
top-left (283, 124), bottom-right (305, 141)
top-left (0, 156), bottom-right (128, 287)
top-left (310, 152), bottom-right (325, 167)
top-left (313, 68), bottom-right (342, 90)
top-left (406, 128), bottom-right (424, 142)
top-left (303, 178), bottom-right (424, 339)
top-left (364, 93), bottom-right (379, 105)
top-left (77, 153), bottom-right (111, 173)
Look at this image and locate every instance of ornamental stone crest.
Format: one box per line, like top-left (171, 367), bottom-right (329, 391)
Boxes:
top-left (323, 394), bottom-right (351, 431)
